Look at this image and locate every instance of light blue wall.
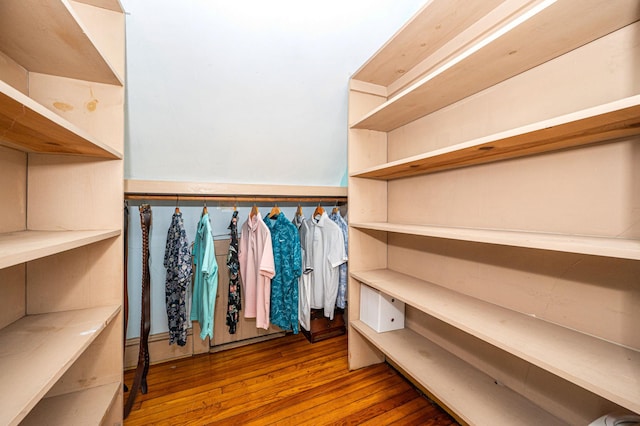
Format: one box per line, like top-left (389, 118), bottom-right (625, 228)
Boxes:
top-left (122, 0), bottom-right (426, 187)
top-left (121, 0), bottom-right (427, 338)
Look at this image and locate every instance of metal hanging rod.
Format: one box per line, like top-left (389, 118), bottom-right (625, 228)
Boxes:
top-left (124, 194), bottom-right (347, 203)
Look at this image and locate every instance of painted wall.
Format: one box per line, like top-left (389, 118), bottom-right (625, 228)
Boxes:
top-left (122, 0), bottom-right (426, 338)
top-left (121, 0), bottom-right (426, 187)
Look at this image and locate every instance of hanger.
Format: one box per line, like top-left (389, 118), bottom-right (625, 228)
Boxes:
top-left (332, 201), bottom-right (339, 215)
top-left (233, 201), bottom-right (237, 212)
top-left (202, 200), bottom-right (208, 216)
top-left (175, 195), bottom-right (180, 214)
top-left (269, 203), bottom-right (280, 218)
top-left (313, 203), bottom-right (324, 218)
top-left (250, 203), bottom-right (259, 219)
top-left (296, 204), bottom-right (303, 217)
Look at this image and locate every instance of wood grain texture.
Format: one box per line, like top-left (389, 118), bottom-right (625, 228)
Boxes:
top-left (124, 333), bottom-right (459, 426)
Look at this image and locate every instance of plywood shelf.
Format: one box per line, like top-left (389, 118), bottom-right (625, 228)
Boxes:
top-left (0, 81), bottom-right (122, 158)
top-left (20, 381), bottom-right (120, 426)
top-left (0, 229), bottom-right (121, 270)
top-left (0, 0), bottom-right (123, 85)
top-left (351, 320), bottom-right (565, 425)
top-left (0, 305), bottom-right (121, 425)
top-left (351, 222), bottom-right (640, 260)
top-left (351, 269), bottom-right (640, 413)
top-left (350, 0), bottom-right (640, 131)
top-left (351, 95), bottom-right (640, 179)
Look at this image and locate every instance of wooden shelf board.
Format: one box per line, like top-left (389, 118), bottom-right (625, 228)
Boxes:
top-left (352, 0), bottom-right (503, 88)
top-left (351, 320), bottom-right (565, 425)
top-left (352, 269), bottom-right (640, 413)
top-left (0, 229), bottom-right (121, 270)
top-left (20, 381), bottom-right (120, 426)
top-left (0, 81), bottom-right (122, 158)
top-left (350, 222), bottom-right (640, 260)
top-left (0, 305), bottom-right (121, 426)
top-left (350, 0), bottom-right (640, 131)
top-left (0, 0), bottom-right (122, 85)
top-left (351, 95), bottom-right (640, 179)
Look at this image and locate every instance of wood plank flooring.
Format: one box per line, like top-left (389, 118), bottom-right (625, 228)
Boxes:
top-left (124, 333), bottom-right (459, 425)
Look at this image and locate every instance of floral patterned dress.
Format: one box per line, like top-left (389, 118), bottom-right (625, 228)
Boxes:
top-left (226, 210), bottom-right (242, 334)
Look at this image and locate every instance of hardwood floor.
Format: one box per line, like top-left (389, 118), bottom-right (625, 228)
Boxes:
top-left (124, 333), bottom-right (459, 425)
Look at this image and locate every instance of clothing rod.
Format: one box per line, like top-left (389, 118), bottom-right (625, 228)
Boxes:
top-left (124, 194), bottom-right (347, 203)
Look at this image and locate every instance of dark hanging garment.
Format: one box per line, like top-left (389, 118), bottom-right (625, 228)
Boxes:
top-left (125, 203), bottom-right (153, 418)
top-left (226, 210), bottom-right (242, 334)
top-left (163, 210), bottom-right (192, 346)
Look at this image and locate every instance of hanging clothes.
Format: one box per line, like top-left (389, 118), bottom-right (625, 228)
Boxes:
top-left (226, 210), bottom-right (241, 334)
top-left (265, 211), bottom-right (302, 334)
top-left (163, 210), bottom-right (193, 346)
top-left (239, 213), bottom-right (275, 330)
top-left (190, 211), bottom-right (219, 340)
top-left (310, 211), bottom-right (348, 319)
top-left (293, 212), bottom-right (313, 331)
top-left (329, 209), bottom-right (348, 309)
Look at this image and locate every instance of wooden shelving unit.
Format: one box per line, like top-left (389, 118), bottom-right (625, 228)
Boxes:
top-left (0, 0), bottom-right (125, 423)
top-left (352, 269), bottom-right (640, 413)
top-left (348, 0), bottom-right (640, 423)
top-left (351, 320), bottom-right (565, 425)
top-left (351, 222), bottom-right (640, 260)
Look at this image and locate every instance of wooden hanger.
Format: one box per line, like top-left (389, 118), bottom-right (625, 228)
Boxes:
top-left (250, 203), bottom-right (259, 219)
top-left (296, 204), bottom-right (303, 217)
top-left (175, 195), bottom-right (180, 214)
top-left (332, 205), bottom-right (339, 215)
top-left (202, 201), bottom-right (208, 216)
top-left (313, 204), bottom-right (324, 218)
top-left (269, 203), bottom-right (280, 218)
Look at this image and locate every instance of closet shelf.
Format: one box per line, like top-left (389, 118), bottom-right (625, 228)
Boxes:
top-left (124, 179), bottom-right (348, 199)
top-left (0, 229), bottom-right (121, 270)
top-left (350, 320), bottom-right (565, 425)
top-left (351, 269), bottom-right (640, 413)
top-left (0, 305), bottom-right (121, 426)
top-left (0, 81), bottom-right (122, 158)
top-left (351, 0), bottom-right (503, 89)
top-left (350, 222), bottom-right (640, 260)
top-left (351, 95), bottom-right (640, 179)
top-left (0, 0), bottom-right (123, 85)
top-left (350, 0), bottom-right (640, 132)
top-left (20, 381), bottom-right (120, 426)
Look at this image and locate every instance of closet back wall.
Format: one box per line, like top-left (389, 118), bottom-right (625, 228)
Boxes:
top-left (121, 0), bottom-right (427, 186)
top-left (122, 0), bottom-right (426, 343)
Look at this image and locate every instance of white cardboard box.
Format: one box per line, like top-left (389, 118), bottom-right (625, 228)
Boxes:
top-left (360, 284), bottom-right (405, 332)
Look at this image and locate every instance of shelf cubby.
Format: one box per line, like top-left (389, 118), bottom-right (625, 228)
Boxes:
top-left (0, 305), bottom-right (121, 425)
top-left (351, 95), bottom-right (640, 180)
top-left (351, 222), bottom-right (640, 260)
top-left (350, 0), bottom-right (640, 132)
top-left (0, 229), bottom-right (121, 270)
top-left (351, 320), bottom-right (565, 425)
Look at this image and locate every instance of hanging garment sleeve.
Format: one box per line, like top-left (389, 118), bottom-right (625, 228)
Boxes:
top-left (124, 203), bottom-right (153, 418)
